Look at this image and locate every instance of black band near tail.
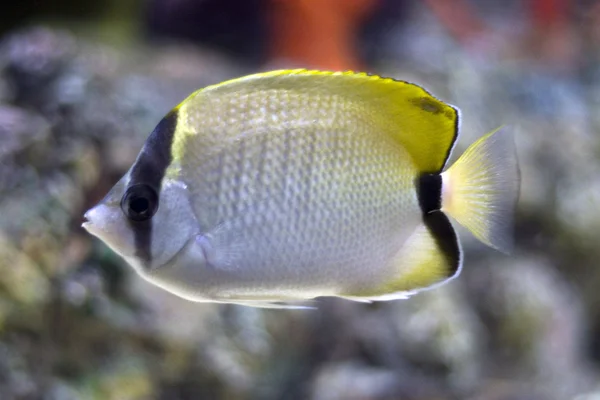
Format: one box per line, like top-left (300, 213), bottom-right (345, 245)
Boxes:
top-left (424, 211), bottom-right (461, 276)
top-left (417, 173), bottom-right (442, 215)
top-left (417, 174), bottom-right (460, 277)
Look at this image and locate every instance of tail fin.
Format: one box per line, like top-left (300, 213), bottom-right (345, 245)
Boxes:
top-left (440, 127), bottom-right (520, 253)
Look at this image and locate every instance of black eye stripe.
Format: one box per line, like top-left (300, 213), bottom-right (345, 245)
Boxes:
top-left (125, 110), bottom-right (178, 264)
top-left (129, 111), bottom-right (178, 189)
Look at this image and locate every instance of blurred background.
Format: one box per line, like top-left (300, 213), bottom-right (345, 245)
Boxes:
top-left (1, 0), bottom-right (600, 399)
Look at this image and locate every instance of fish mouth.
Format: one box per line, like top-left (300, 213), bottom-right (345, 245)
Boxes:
top-left (81, 209), bottom-right (100, 234)
top-left (81, 211), bottom-right (91, 230)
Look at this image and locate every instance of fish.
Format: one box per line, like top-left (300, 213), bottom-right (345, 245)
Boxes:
top-left (82, 69), bottom-right (520, 308)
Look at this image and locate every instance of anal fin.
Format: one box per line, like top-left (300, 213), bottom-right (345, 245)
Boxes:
top-left (230, 300), bottom-right (316, 310)
top-left (343, 211), bottom-right (462, 301)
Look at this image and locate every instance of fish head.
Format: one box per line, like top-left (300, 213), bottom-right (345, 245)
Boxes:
top-left (82, 174), bottom-right (198, 275)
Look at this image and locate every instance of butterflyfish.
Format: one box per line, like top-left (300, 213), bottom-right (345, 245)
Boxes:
top-left (83, 70), bottom-right (520, 308)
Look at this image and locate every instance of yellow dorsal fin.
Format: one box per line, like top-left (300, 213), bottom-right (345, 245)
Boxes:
top-left (190, 69), bottom-right (459, 173)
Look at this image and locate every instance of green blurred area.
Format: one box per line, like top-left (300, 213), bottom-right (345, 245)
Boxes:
top-left (1, 0), bottom-right (142, 44)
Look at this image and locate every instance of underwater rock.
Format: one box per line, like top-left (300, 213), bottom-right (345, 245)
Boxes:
top-left (466, 254), bottom-right (597, 398)
top-left (387, 284), bottom-right (485, 393)
top-left (310, 362), bottom-right (410, 400)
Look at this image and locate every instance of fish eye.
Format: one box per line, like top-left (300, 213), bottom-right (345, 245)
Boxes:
top-left (121, 184), bottom-right (159, 222)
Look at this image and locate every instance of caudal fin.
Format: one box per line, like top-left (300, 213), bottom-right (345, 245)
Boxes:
top-left (440, 127), bottom-right (520, 253)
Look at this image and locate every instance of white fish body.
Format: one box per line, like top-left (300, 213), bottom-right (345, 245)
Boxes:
top-left (83, 70), bottom-right (520, 307)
